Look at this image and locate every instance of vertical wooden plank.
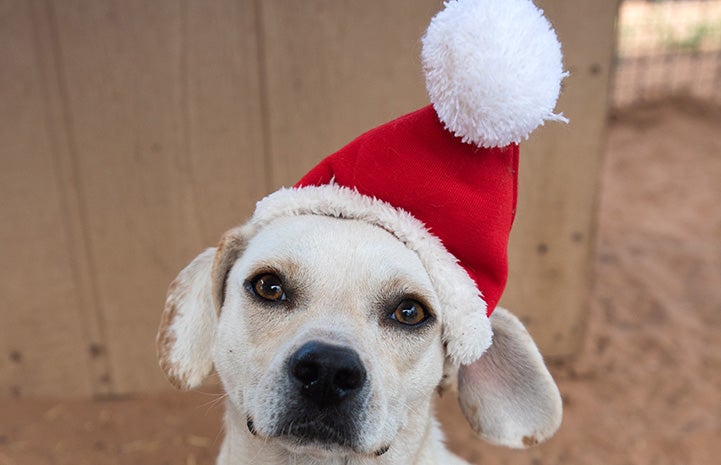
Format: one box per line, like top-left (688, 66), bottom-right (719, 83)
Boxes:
top-left (183, 0), bottom-right (267, 238)
top-left (32, 0), bottom-right (114, 396)
top-left (0, 0), bottom-right (92, 397)
top-left (260, 0), bottom-right (442, 189)
top-left (502, 0), bottom-right (619, 357)
top-left (47, 0), bottom-right (187, 394)
top-left (50, 0), bottom-right (265, 394)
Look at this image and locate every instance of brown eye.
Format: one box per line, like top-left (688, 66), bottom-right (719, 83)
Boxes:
top-left (251, 274), bottom-right (286, 302)
top-left (391, 300), bottom-right (428, 326)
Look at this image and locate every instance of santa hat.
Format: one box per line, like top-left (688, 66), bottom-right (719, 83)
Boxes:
top-left (247, 0), bottom-right (567, 365)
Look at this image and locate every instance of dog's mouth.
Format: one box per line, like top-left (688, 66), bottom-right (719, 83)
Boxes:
top-left (280, 420), bottom-right (357, 455)
top-left (247, 415), bottom-right (390, 458)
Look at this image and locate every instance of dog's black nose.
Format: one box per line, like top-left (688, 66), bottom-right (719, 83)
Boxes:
top-left (288, 341), bottom-right (366, 407)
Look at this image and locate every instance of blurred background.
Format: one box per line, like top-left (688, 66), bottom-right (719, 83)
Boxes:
top-left (1, 1), bottom-right (719, 464)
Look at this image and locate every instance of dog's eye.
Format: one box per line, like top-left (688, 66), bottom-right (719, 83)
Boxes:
top-left (251, 273), bottom-right (287, 302)
top-left (391, 300), bottom-right (428, 326)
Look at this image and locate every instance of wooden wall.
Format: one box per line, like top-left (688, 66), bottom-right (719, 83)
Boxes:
top-left (0, 0), bottom-right (618, 398)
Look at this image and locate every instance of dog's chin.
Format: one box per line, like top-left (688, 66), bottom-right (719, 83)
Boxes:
top-left (275, 422), bottom-right (362, 457)
top-left (275, 437), bottom-right (355, 459)
top-left (275, 437), bottom-right (391, 459)
top-left (253, 418), bottom-right (390, 458)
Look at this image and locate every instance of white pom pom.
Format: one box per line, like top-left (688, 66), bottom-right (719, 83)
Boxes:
top-left (421, 0), bottom-right (568, 148)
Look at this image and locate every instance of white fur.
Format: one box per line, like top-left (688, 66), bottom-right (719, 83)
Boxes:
top-left (421, 0), bottom-right (568, 148)
top-left (214, 216), bottom-right (448, 463)
top-left (250, 185), bottom-right (492, 365)
top-left (157, 216), bottom-right (562, 464)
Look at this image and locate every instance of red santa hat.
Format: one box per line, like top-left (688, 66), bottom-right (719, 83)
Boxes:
top-left (247, 0), bottom-right (567, 365)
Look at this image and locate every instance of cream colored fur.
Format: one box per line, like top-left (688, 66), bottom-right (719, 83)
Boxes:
top-left (157, 215), bottom-right (562, 464)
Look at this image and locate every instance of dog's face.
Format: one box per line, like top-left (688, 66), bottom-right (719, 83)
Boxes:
top-left (158, 212), bottom-right (563, 459)
top-left (213, 215), bottom-right (444, 455)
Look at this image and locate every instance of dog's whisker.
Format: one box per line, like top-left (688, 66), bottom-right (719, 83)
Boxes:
top-left (192, 387), bottom-right (224, 396)
top-left (198, 392), bottom-right (228, 411)
top-left (212, 419), bottom-right (226, 447)
top-left (247, 426), bottom-right (274, 465)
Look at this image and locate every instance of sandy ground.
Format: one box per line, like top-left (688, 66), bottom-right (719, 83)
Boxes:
top-left (1, 99), bottom-right (720, 464)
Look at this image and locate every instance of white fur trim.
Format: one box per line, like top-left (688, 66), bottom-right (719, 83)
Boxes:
top-left (421, 0), bottom-right (568, 148)
top-left (251, 185), bottom-right (493, 365)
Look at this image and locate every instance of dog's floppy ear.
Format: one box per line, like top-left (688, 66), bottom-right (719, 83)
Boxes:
top-left (157, 248), bottom-right (218, 390)
top-left (457, 307), bottom-right (562, 448)
top-left (156, 226), bottom-right (250, 390)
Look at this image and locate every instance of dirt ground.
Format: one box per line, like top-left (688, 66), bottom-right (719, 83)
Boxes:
top-left (2, 98), bottom-right (720, 464)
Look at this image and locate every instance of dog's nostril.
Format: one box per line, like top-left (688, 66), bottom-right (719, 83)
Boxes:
top-left (291, 359), bottom-right (320, 385)
top-left (288, 341), bottom-right (366, 407)
top-left (334, 367), bottom-right (364, 391)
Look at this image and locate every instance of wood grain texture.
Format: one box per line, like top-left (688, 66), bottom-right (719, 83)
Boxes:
top-left (48, 0), bottom-right (265, 393)
top-left (0, 0), bottom-right (93, 397)
top-left (501, 0), bottom-right (620, 357)
top-left (260, 0), bottom-right (441, 189)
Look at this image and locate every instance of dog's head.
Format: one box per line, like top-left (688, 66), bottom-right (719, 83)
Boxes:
top-left (157, 197), bottom-right (561, 457)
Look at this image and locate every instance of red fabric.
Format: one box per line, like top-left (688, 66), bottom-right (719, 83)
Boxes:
top-left (296, 105), bottom-right (518, 315)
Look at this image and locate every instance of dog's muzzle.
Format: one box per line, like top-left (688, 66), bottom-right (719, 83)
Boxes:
top-left (274, 340), bottom-right (368, 448)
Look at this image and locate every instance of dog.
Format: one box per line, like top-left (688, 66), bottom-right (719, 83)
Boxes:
top-left (157, 201), bottom-right (562, 464)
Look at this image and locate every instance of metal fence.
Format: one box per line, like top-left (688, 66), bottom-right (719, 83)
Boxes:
top-left (613, 0), bottom-right (721, 107)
